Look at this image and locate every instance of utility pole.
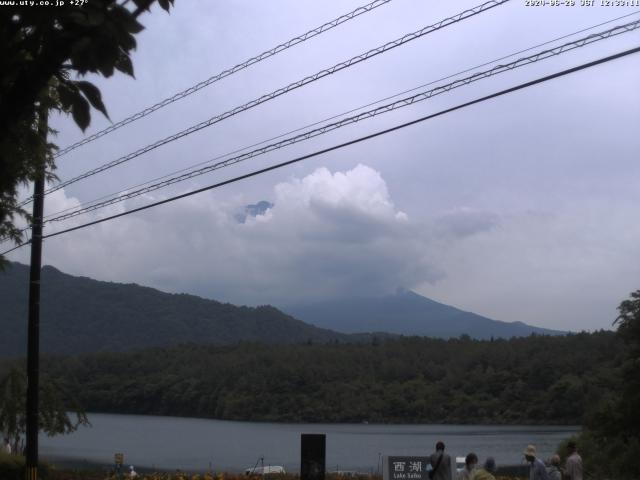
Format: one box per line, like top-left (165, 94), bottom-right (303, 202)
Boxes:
top-left (25, 106), bottom-right (47, 480)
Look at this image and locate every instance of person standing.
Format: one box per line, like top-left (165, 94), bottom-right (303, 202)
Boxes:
top-left (547, 455), bottom-right (562, 480)
top-left (429, 441), bottom-right (453, 480)
top-left (1, 437), bottom-right (11, 455)
top-left (524, 445), bottom-right (550, 480)
top-left (473, 457), bottom-right (498, 480)
top-left (564, 441), bottom-right (583, 480)
top-left (456, 453), bottom-right (477, 480)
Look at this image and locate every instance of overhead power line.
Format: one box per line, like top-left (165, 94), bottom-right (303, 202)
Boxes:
top-left (36, 10), bottom-right (640, 225)
top-left (40, 19), bottom-right (640, 225)
top-left (5, 10), bottom-right (637, 237)
top-left (32, 0), bottom-right (509, 202)
top-left (3, 44), bottom-right (637, 257)
top-left (1, 242), bottom-right (28, 256)
top-left (53, 0), bottom-right (393, 158)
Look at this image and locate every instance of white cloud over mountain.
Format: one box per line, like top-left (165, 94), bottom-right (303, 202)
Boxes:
top-left (8, 163), bottom-right (640, 331)
top-left (19, 165), bottom-right (440, 306)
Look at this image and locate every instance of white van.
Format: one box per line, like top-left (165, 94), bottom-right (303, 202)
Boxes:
top-left (244, 466), bottom-right (286, 475)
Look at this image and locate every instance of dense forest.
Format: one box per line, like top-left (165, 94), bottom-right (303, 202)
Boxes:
top-left (27, 331), bottom-right (621, 425)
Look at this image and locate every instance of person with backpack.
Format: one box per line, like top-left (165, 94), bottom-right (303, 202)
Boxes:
top-left (429, 441), bottom-right (453, 480)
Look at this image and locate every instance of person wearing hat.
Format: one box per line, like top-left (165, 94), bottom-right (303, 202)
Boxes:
top-left (472, 457), bottom-right (497, 480)
top-left (564, 441), bottom-right (582, 480)
top-left (524, 445), bottom-right (549, 480)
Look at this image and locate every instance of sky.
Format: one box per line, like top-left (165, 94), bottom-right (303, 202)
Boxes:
top-left (6, 0), bottom-right (640, 332)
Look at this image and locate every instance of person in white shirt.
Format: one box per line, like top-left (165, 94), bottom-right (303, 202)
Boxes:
top-left (564, 441), bottom-right (583, 480)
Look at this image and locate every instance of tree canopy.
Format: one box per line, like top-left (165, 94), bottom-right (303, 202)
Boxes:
top-left (570, 290), bottom-right (640, 480)
top-left (0, 367), bottom-right (89, 455)
top-left (0, 0), bottom-right (174, 261)
top-left (22, 330), bottom-right (621, 425)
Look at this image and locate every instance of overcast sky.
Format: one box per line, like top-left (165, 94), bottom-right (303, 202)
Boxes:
top-left (7, 0), bottom-right (640, 331)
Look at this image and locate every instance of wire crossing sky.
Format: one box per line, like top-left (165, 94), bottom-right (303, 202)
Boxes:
top-left (39, 19), bottom-right (640, 225)
top-left (4, 44), bottom-right (638, 252)
top-left (52, 0), bottom-right (393, 159)
top-left (34, 9), bottom-right (640, 225)
top-left (37, 0), bottom-right (509, 199)
top-left (7, 0), bottom-right (640, 332)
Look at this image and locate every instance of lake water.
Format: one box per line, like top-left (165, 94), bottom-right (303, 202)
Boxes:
top-left (39, 413), bottom-right (579, 473)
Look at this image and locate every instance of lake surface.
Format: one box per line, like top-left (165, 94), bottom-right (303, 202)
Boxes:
top-left (40, 413), bottom-right (579, 473)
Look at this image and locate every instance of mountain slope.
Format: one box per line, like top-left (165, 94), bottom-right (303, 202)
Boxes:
top-left (281, 288), bottom-right (565, 339)
top-left (0, 262), bottom-right (349, 357)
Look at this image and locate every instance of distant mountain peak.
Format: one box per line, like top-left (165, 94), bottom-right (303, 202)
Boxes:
top-left (281, 290), bottom-right (566, 339)
top-left (42, 264), bottom-right (62, 274)
top-left (234, 200), bottom-right (274, 224)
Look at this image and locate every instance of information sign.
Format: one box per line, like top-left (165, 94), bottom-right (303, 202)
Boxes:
top-left (383, 456), bottom-right (431, 480)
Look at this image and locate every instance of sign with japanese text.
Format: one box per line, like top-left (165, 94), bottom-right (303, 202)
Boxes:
top-left (383, 456), bottom-right (430, 480)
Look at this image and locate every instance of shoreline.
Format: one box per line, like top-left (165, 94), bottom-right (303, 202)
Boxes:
top-left (39, 415), bottom-right (576, 473)
top-left (42, 456), bottom-right (529, 479)
top-left (74, 411), bottom-right (583, 428)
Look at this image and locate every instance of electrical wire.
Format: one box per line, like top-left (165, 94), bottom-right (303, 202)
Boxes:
top-left (1, 241), bottom-right (30, 256)
top-left (3, 43), bottom-right (636, 257)
top-left (31, 0), bottom-right (509, 202)
top-left (38, 10), bottom-right (640, 223)
top-left (53, 0), bottom-right (394, 158)
top-left (40, 19), bottom-right (640, 225)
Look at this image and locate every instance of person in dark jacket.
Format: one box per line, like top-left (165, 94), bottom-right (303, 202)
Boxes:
top-left (429, 441), bottom-right (453, 480)
top-left (524, 445), bottom-right (549, 480)
top-left (547, 454), bottom-right (562, 480)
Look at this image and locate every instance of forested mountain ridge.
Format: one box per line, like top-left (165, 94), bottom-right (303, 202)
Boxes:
top-left (31, 331), bottom-right (620, 425)
top-left (1, 262), bottom-right (564, 360)
top-left (0, 262), bottom-right (351, 356)
top-left (282, 288), bottom-right (565, 338)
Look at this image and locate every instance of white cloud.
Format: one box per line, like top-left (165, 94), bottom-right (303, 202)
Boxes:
top-left (11, 165), bottom-right (441, 306)
top-left (8, 164), bottom-right (638, 332)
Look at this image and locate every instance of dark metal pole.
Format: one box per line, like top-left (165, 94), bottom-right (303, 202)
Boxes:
top-left (25, 108), bottom-right (47, 480)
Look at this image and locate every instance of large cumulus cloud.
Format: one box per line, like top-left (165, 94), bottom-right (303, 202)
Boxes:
top-left (12, 165), bottom-right (443, 305)
top-left (7, 163), bottom-right (639, 331)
